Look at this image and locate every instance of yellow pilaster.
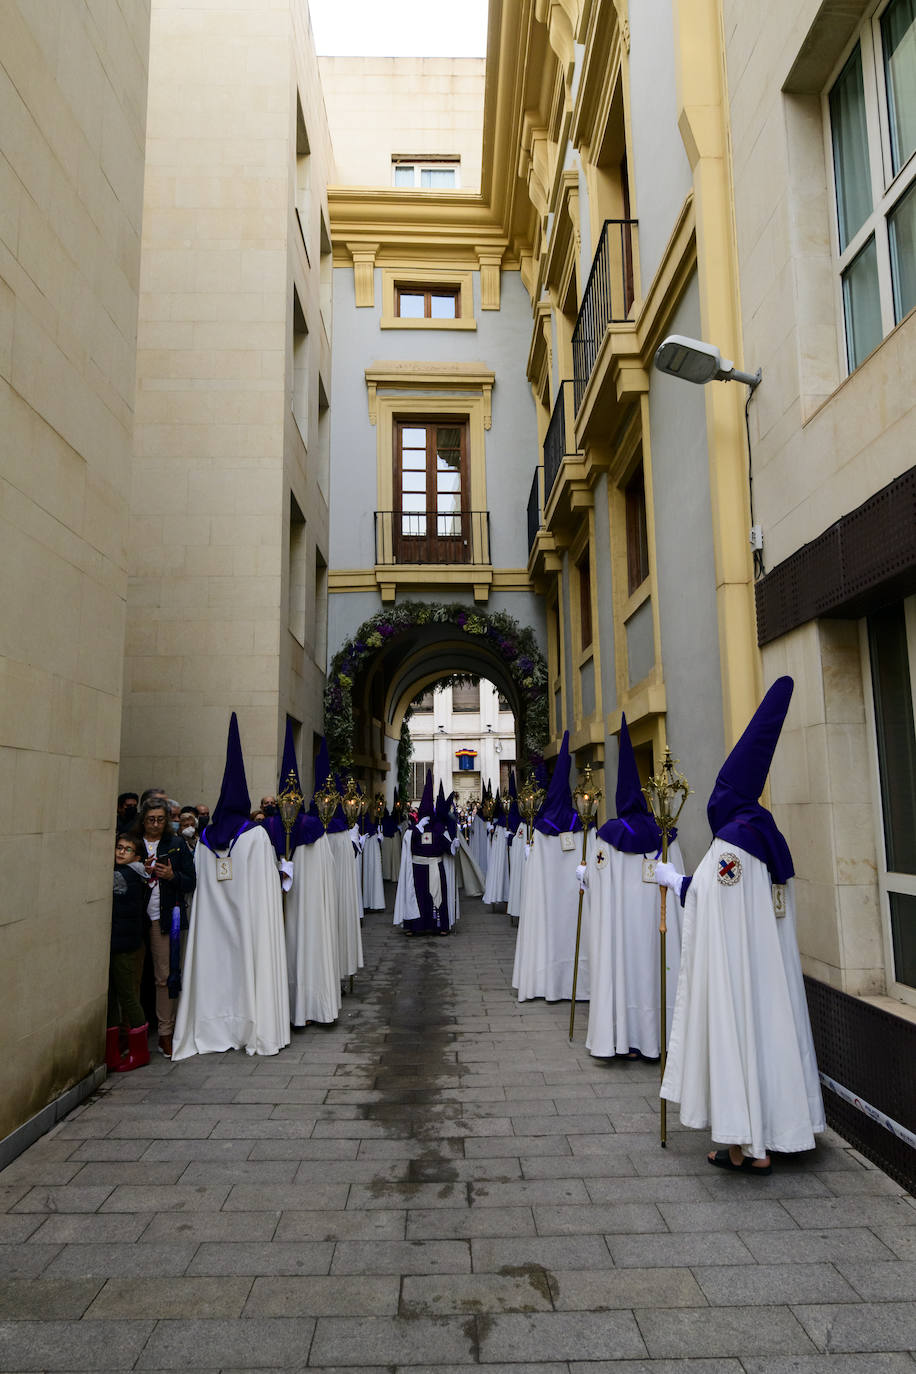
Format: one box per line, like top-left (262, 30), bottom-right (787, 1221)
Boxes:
top-left (672, 0), bottom-right (761, 746)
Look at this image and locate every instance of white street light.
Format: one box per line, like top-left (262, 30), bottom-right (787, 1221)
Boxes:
top-left (654, 334), bottom-right (761, 389)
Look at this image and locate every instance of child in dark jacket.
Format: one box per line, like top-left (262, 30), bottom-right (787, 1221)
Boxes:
top-left (107, 836), bottom-right (151, 1071)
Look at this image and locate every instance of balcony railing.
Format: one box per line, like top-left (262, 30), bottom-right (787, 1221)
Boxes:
top-left (375, 510), bottom-right (491, 566)
top-left (527, 468), bottom-right (542, 554)
top-left (571, 218), bottom-right (637, 412)
top-left (543, 379), bottom-right (579, 504)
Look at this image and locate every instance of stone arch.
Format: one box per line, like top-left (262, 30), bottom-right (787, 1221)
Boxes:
top-left (324, 600), bottom-right (548, 779)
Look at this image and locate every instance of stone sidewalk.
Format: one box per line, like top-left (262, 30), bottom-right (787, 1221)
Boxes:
top-left (1, 895), bottom-right (914, 1372)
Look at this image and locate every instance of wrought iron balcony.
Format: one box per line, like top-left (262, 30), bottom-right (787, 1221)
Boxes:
top-left (527, 468), bottom-right (542, 555)
top-left (571, 218), bottom-right (637, 412)
top-left (543, 379), bottom-right (579, 504)
top-left (375, 510), bottom-right (491, 567)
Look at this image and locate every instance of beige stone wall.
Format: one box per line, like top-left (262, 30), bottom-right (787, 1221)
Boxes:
top-left (0, 2), bottom-right (150, 1137)
top-left (318, 57), bottom-right (485, 189)
top-left (724, 3), bottom-right (915, 997)
top-left (124, 0), bottom-right (332, 806)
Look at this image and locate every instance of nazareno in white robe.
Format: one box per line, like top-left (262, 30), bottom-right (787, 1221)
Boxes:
top-left (326, 829), bottom-right (364, 978)
top-left (361, 829), bottom-right (385, 910)
top-left (661, 839), bottom-right (825, 1158)
top-left (380, 831), bottom-right (401, 882)
top-left (173, 826), bottom-right (290, 1059)
top-left (506, 823), bottom-right (527, 918)
top-left (468, 815), bottom-right (489, 876)
top-left (584, 831), bottom-right (684, 1059)
top-left (482, 825), bottom-right (509, 904)
top-left (286, 833), bottom-right (341, 1027)
top-left (513, 830), bottom-right (590, 1003)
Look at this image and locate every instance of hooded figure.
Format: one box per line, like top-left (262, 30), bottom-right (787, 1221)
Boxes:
top-left (393, 771), bottom-right (456, 935)
top-left (380, 804), bottom-right (402, 883)
top-left (512, 733), bottom-right (589, 1002)
top-left (360, 790), bottom-right (385, 912)
top-left (173, 714), bottom-right (290, 1059)
top-left (482, 788), bottom-right (510, 906)
top-left (657, 677), bottom-right (825, 1170)
top-left (263, 722), bottom-right (340, 1028)
top-left (313, 740), bottom-right (363, 984)
top-left (467, 781), bottom-right (490, 877)
top-left (584, 715), bottom-right (684, 1060)
top-left (506, 769), bottom-right (527, 919)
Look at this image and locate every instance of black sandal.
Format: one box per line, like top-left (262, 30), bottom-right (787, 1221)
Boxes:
top-left (707, 1148), bottom-right (772, 1176)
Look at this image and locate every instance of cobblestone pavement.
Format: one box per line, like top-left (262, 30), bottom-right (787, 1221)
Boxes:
top-left (2, 894), bottom-right (915, 1372)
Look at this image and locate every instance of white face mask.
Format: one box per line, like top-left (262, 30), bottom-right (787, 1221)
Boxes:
top-left (181, 826), bottom-right (196, 837)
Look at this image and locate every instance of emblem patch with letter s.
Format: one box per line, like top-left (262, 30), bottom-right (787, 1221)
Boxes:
top-left (717, 852), bottom-right (741, 886)
top-left (216, 856), bottom-right (233, 882)
top-left (772, 883), bottom-right (787, 917)
top-left (560, 832), bottom-right (576, 852)
top-left (642, 857), bottom-right (657, 884)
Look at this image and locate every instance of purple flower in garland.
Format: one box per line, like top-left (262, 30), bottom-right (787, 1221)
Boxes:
top-left (518, 656), bottom-right (533, 674)
top-left (379, 623), bottom-right (394, 637)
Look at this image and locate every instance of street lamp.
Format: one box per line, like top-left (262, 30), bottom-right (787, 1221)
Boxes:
top-left (654, 334), bottom-right (761, 389)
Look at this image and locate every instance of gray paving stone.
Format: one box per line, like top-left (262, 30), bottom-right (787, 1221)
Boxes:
top-left (250, 1138), bottom-right (360, 1160)
top-left (309, 1315), bottom-right (476, 1365)
top-left (330, 1239), bottom-right (470, 1275)
top-left (832, 1259), bottom-right (916, 1301)
top-left (658, 1200), bottom-right (795, 1232)
top-left (11, 1186), bottom-right (115, 1213)
top-left (519, 1153), bottom-right (638, 1178)
top-left (140, 1212), bottom-right (280, 1243)
top-left (739, 1226), bottom-right (900, 1263)
top-left (568, 1362), bottom-right (742, 1374)
top-left (464, 1135), bottom-right (572, 1158)
top-left (0, 1215), bottom-right (44, 1243)
top-left (634, 1305), bottom-right (816, 1357)
top-left (66, 1139), bottom-right (155, 1162)
top-left (0, 1278), bottom-right (104, 1318)
top-left (188, 1241), bottom-right (333, 1276)
top-left (534, 1202), bottom-right (667, 1234)
top-left (406, 1158), bottom-right (520, 1183)
top-left (584, 1175), bottom-right (712, 1201)
top-left (355, 1137), bottom-right (465, 1160)
top-left (401, 1272), bottom-right (554, 1314)
top-left (0, 1243), bottom-right (61, 1277)
top-left (781, 1196), bottom-right (916, 1229)
top-left (741, 1356), bottom-right (916, 1373)
top-left (549, 1265), bottom-right (707, 1309)
top-left (243, 1274), bottom-right (400, 1316)
top-left (275, 1208), bottom-right (406, 1242)
top-left (0, 1160), bottom-right (82, 1185)
top-left (137, 1316), bottom-right (316, 1368)
top-left (406, 1205), bottom-right (535, 1240)
top-left (606, 1232), bottom-right (756, 1268)
top-left (45, 1242), bottom-right (197, 1277)
top-left (508, 1112), bottom-right (612, 1134)
top-left (816, 1167), bottom-right (908, 1195)
top-left (99, 1184), bottom-right (230, 1212)
top-left (346, 1180), bottom-right (467, 1209)
top-left (28, 1213), bottom-right (150, 1244)
top-left (471, 1234), bottom-right (614, 1271)
top-left (869, 1226), bottom-right (916, 1259)
top-left (85, 1276), bottom-right (252, 1318)
top-left (71, 1161), bottom-right (188, 1186)
top-left (477, 1310), bottom-right (647, 1361)
top-left (177, 1161), bottom-right (300, 1185)
top-left (792, 1300), bottom-right (916, 1352)
top-left (0, 1317), bottom-right (155, 1369)
top-left (222, 1182), bottom-right (349, 1211)
top-left (693, 1262), bottom-right (859, 1305)
top-left (467, 1178), bottom-right (590, 1206)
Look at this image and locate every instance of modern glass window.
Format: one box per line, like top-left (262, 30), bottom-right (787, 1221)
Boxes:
top-left (392, 160), bottom-right (460, 189)
top-left (867, 597), bottom-right (916, 993)
top-left (826, 1), bottom-right (916, 373)
top-left (394, 419), bottom-right (469, 561)
top-left (395, 285), bottom-right (459, 319)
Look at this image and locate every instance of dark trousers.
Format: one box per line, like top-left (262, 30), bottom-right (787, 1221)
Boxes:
top-left (108, 947), bottom-right (147, 1028)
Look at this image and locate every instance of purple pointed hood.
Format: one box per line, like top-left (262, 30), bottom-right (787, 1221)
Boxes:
top-left (598, 714), bottom-right (662, 853)
top-left (264, 719), bottom-right (323, 856)
top-left (203, 713), bottom-right (254, 851)
top-left (306, 738), bottom-right (348, 832)
top-left (418, 770), bottom-right (435, 821)
top-left (411, 770), bottom-right (450, 856)
top-left (534, 731), bottom-right (581, 835)
top-left (707, 676), bottom-right (795, 882)
top-left (493, 789), bottom-right (507, 827)
top-left (507, 769), bottom-right (521, 831)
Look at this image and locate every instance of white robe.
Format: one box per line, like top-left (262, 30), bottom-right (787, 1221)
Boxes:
top-left (512, 830), bottom-right (590, 1002)
top-left (454, 835), bottom-right (484, 896)
top-left (506, 823), bottom-right (527, 918)
top-left (380, 832), bottom-right (401, 882)
top-left (584, 832), bottom-right (684, 1059)
top-left (468, 816), bottom-right (489, 876)
top-left (482, 825), bottom-right (509, 904)
top-left (173, 827), bottom-right (290, 1059)
top-left (361, 830), bottom-right (385, 910)
top-left (661, 840), bottom-right (825, 1158)
top-left (327, 829), bottom-right (364, 978)
top-left (285, 835), bottom-right (341, 1026)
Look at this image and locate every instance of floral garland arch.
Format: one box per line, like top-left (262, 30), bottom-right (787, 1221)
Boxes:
top-left (324, 600), bottom-right (548, 773)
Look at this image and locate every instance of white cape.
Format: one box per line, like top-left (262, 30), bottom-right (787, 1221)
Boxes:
top-left (454, 836), bottom-right (484, 895)
top-left (327, 829), bottom-right (364, 978)
top-left (381, 832), bottom-right (401, 883)
top-left (173, 827), bottom-right (290, 1059)
top-left (482, 826), bottom-right (509, 904)
top-left (286, 835), bottom-right (341, 1026)
top-left (661, 840), bottom-right (825, 1158)
top-left (585, 833), bottom-right (683, 1059)
top-left (468, 816), bottom-right (489, 876)
top-left (512, 831), bottom-right (589, 1002)
top-left (361, 831), bottom-right (385, 910)
top-left (506, 824), bottom-right (527, 917)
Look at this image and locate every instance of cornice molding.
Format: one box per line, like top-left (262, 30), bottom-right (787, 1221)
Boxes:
top-left (364, 361), bottom-right (496, 429)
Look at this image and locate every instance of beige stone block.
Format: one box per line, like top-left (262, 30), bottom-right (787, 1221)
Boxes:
top-left (76, 576), bottom-right (127, 694)
top-left (128, 655), bottom-right (184, 694)
top-left (784, 622), bottom-right (824, 726)
top-left (209, 514), bottom-right (276, 546)
top-left (0, 519), bottom-right (82, 679)
top-left (832, 802), bottom-right (879, 886)
top-left (793, 877), bottom-right (841, 969)
top-left (837, 881), bottom-right (885, 978)
top-left (802, 722), bottom-right (830, 801)
top-left (0, 832), bottom-right (41, 927)
top-left (770, 725), bottom-right (808, 803)
top-left (0, 658), bottom-right (53, 752)
top-left (131, 465), bottom-right (190, 515)
top-left (204, 619), bottom-right (257, 656)
top-left (824, 721), bottom-right (871, 806)
top-left (207, 574), bottom-right (281, 610)
top-left (67, 756), bottom-right (117, 832)
top-left (819, 620), bottom-right (865, 725)
top-left (157, 574), bottom-right (209, 609)
top-left (784, 801), bottom-right (835, 885)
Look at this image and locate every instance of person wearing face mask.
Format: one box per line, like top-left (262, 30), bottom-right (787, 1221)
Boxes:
top-left (116, 792), bottom-right (139, 832)
top-left (178, 807), bottom-right (199, 851)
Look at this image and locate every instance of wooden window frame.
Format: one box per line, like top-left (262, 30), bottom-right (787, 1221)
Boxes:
top-left (625, 461), bottom-right (650, 596)
top-left (577, 549), bottom-right (593, 651)
top-left (394, 417), bottom-right (471, 564)
top-left (395, 283), bottom-right (460, 320)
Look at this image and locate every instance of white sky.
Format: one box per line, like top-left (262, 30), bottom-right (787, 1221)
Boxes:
top-left (309, 0), bottom-right (489, 57)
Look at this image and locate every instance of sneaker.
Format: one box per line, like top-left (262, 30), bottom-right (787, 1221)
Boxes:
top-left (157, 1034), bottom-right (173, 1059)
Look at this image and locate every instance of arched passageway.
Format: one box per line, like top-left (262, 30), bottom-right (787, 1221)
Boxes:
top-left (323, 601), bottom-right (547, 798)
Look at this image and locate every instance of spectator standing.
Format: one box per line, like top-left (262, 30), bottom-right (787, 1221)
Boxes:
top-left (178, 807), bottom-right (199, 851)
top-left (116, 792), bottom-right (139, 831)
top-left (107, 836), bottom-right (150, 1072)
